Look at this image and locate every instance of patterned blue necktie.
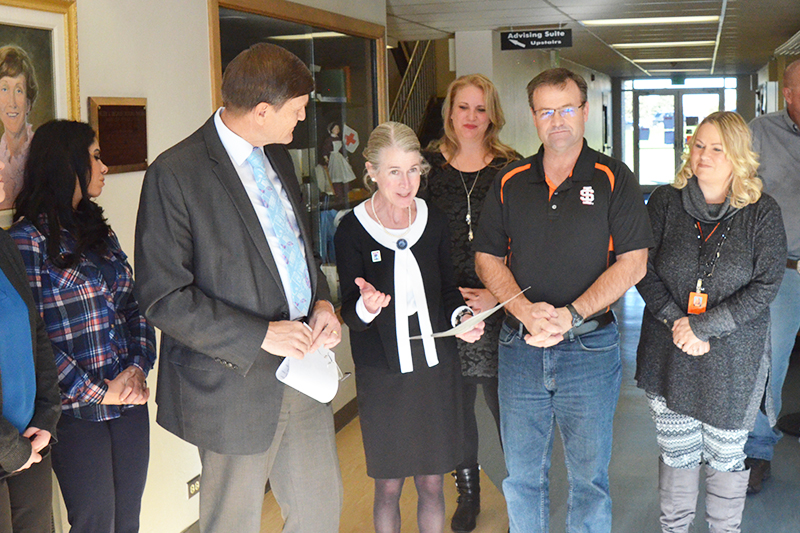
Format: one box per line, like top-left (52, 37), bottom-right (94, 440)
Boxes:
top-left (247, 148), bottom-right (311, 315)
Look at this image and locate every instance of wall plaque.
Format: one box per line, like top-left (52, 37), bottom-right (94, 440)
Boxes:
top-left (88, 97), bottom-right (148, 174)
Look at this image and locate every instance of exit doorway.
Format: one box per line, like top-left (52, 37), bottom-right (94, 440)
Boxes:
top-left (630, 88), bottom-right (723, 188)
top-left (621, 77), bottom-right (739, 190)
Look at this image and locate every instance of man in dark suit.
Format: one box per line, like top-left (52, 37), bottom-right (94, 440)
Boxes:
top-left (134, 43), bottom-right (343, 533)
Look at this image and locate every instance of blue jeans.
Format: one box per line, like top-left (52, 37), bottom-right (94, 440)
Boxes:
top-left (499, 321), bottom-right (621, 533)
top-left (745, 268), bottom-right (800, 461)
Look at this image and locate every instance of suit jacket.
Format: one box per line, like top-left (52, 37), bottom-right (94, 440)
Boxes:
top-left (134, 115), bottom-right (331, 455)
top-left (0, 229), bottom-right (60, 473)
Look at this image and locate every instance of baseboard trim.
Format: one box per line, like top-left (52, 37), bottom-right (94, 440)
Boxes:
top-left (333, 397), bottom-right (359, 433)
top-left (181, 522), bottom-right (200, 533)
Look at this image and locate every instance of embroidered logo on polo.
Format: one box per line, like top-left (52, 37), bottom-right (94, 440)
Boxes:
top-left (580, 186), bottom-right (595, 205)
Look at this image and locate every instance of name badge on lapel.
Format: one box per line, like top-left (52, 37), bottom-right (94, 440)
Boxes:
top-left (371, 250), bottom-right (381, 263)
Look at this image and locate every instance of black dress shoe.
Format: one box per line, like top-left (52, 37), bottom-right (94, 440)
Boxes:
top-left (744, 458), bottom-right (771, 494)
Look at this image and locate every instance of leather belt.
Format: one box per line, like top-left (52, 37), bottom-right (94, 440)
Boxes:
top-left (504, 310), bottom-right (615, 339)
top-left (787, 259), bottom-right (800, 272)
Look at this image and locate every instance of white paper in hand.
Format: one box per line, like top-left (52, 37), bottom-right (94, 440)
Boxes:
top-left (409, 287), bottom-right (530, 340)
top-left (276, 345), bottom-right (341, 404)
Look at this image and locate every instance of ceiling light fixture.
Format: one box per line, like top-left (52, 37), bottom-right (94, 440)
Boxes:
top-left (648, 68), bottom-right (709, 73)
top-left (581, 16), bottom-right (719, 26)
top-left (634, 58), bottom-right (712, 63)
top-left (269, 31), bottom-right (346, 41)
top-left (612, 40), bottom-right (716, 49)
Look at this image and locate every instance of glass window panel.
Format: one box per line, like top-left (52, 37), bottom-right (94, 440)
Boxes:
top-left (637, 94), bottom-right (676, 187)
top-left (622, 89), bottom-right (634, 171)
top-left (219, 8), bottom-right (378, 304)
top-left (632, 77), bottom-right (729, 90)
top-left (725, 88), bottom-right (737, 111)
top-left (683, 78), bottom-right (725, 88)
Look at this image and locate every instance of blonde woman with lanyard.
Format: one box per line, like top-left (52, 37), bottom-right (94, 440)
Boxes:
top-left (335, 122), bottom-right (484, 533)
top-left (636, 111), bottom-right (785, 533)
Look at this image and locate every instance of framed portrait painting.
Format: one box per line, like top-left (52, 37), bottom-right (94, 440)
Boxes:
top-left (0, 0), bottom-right (78, 227)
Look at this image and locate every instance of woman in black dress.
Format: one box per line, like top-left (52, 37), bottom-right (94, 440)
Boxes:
top-left (422, 73), bottom-right (518, 532)
top-left (335, 121), bottom-right (484, 533)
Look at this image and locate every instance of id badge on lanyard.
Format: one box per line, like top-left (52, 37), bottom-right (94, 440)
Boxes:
top-left (689, 218), bottom-right (732, 315)
top-left (688, 278), bottom-right (707, 314)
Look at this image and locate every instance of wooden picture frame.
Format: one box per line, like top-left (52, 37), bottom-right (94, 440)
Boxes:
top-left (88, 97), bottom-right (148, 174)
top-left (0, 0), bottom-right (78, 225)
top-left (208, 0), bottom-right (387, 121)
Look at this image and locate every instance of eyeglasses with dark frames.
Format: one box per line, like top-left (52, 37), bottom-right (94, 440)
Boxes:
top-left (533, 102), bottom-right (586, 120)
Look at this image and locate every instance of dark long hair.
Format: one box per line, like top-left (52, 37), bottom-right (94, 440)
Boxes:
top-left (14, 120), bottom-right (110, 268)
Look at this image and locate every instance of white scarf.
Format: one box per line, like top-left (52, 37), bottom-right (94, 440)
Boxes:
top-left (354, 198), bottom-right (438, 373)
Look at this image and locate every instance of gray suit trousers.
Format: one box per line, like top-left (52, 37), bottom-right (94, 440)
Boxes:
top-left (198, 387), bottom-right (342, 533)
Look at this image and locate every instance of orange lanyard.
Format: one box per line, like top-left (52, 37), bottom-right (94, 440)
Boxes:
top-left (696, 221), bottom-right (720, 242)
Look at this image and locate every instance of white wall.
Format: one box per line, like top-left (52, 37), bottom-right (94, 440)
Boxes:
top-left (57, 1), bottom-right (385, 531)
top-left (455, 31), bottom-right (494, 80)
top-left (454, 31), bottom-right (612, 158)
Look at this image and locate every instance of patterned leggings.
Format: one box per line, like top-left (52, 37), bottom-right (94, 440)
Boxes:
top-left (647, 393), bottom-right (747, 472)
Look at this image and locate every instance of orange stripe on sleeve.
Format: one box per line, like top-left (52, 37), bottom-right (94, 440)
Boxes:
top-left (597, 163), bottom-right (616, 263)
top-left (595, 163), bottom-right (615, 192)
top-left (500, 164), bottom-right (531, 204)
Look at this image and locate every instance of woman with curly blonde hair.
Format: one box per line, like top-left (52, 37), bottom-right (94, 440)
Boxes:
top-left (673, 111), bottom-right (762, 208)
top-left (635, 111), bottom-right (786, 533)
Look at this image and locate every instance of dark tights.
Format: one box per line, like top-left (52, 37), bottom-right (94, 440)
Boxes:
top-left (458, 378), bottom-right (501, 469)
top-left (374, 474), bottom-right (445, 533)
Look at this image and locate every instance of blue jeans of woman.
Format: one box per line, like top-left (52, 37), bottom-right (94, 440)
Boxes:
top-left (745, 268), bottom-right (800, 461)
top-left (499, 321), bottom-right (621, 533)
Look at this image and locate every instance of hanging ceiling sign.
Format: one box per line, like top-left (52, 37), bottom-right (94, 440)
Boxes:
top-left (500, 29), bottom-right (572, 50)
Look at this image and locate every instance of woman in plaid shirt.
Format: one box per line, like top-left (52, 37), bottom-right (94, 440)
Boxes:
top-left (9, 120), bottom-right (156, 533)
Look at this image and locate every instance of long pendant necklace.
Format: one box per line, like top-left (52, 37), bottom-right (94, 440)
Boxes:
top-left (371, 194), bottom-right (413, 249)
top-left (457, 167), bottom-right (481, 241)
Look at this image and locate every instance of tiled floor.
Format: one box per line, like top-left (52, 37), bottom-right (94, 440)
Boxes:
top-left (260, 417), bottom-right (508, 532)
top-left (261, 287), bottom-right (800, 532)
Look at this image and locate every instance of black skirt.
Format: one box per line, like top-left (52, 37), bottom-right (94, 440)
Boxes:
top-left (355, 314), bottom-right (464, 479)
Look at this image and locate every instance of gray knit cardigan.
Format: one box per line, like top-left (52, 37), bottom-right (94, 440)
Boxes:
top-left (636, 184), bottom-right (786, 430)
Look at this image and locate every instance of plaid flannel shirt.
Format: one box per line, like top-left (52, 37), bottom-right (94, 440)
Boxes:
top-left (10, 218), bottom-right (156, 421)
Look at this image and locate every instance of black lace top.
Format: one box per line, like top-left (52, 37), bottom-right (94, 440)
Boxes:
top-left (421, 150), bottom-right (513, 378)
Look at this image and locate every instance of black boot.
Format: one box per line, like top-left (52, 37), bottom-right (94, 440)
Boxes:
top-left (451, 466), bottom-right (481, 532)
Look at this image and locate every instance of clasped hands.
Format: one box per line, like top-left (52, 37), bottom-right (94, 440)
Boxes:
top-left (515, 301), bottom-right (574, 347)
top-left (261, 300), bottom-right (342, 360)
top-left (102, 365), bottom-right (150, 405)
top-left (355, 277), bottom-right (485, 343)
top-left (672, 316), bottom-right (709, 357)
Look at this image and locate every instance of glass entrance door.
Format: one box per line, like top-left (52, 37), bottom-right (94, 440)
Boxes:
top-left (634, 92), bottom-right (677, 187)
top-left (631, 88), bottom-right (723, 189)
top-left (681, 92), bottom-right (724, 152)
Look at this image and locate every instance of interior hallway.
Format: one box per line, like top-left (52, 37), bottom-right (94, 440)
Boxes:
top-left (260, 287), bottom-right (800, 532)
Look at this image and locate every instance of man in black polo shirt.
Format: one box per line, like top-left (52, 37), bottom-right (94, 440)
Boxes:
top-left (474, 67), bottom-right (652, 533)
